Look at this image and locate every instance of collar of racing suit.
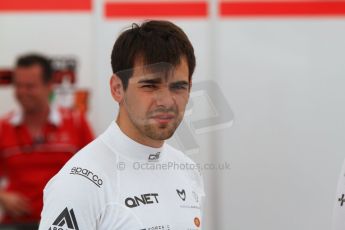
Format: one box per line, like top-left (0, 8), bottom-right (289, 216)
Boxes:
top-left (100, 121), bottom-right (166, 163)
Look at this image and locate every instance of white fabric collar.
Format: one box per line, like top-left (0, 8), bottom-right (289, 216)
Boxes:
top-left (101, 121), bottom-right (166, 162)
top-left (9, 106), bottom-right (62, 126)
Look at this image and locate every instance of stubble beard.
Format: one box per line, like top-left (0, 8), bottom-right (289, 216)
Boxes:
top-left (142, 117), bottom-right (180, 140)
top-left (126, 105), bottom-right (183, 141)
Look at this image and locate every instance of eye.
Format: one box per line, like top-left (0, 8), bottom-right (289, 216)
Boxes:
top-left (141, 84), bottom-right (158, 89)
top-left (170, 84), bottom-right (188, 91)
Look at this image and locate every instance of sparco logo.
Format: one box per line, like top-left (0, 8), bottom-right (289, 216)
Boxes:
top-left (48, 207), bottom-right (79, 230)
top-left (70, 167), bottom-right (103, 188)
top-left (125, 193), bottom-right (159, 208)
top-left (148, 152), bottom-right (160, 161)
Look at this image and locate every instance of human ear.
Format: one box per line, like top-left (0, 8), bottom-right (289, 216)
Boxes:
top-left (110, 74), bottom-right (124, 103)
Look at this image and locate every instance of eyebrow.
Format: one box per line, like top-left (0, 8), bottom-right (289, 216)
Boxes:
top-left (170, 81), bottom-right (190, 87)
top-left (137, 77), bottom-right (189, 86)
top-left (137, 77), bottom-right (162, 84)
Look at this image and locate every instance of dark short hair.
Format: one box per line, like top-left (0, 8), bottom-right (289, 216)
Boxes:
top-left (111, 20), bottom-right (196, 89)
top-left (16, 53), bottom-right (53, 84)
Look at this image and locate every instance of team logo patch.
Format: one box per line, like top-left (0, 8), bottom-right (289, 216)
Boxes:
top-left (148, 152), bottom-right (160, 161)
top-left (176, 189), bottom-right (186, 201)
top-left (125, 193), bottom-right (159, 208)
top-left (48, 207), bottom-right (79, 230)
top-left (194, 217), bottom-right (201, 227)
top-left (70, 167), bottom-right (103, 188)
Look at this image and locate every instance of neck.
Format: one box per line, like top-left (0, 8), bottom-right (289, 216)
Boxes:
top-left (116, 113), bottom-right (164, 148)
top-left (24, 104), bottom-right (50, 128)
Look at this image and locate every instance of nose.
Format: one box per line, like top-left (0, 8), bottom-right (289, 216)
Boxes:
top-left (15, 84), bottom-right (27, 97)
top-left (154, 87), bottom-right (175, 107)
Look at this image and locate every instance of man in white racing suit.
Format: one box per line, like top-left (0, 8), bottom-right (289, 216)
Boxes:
top-left (39, 20), bottom-right (205, 230)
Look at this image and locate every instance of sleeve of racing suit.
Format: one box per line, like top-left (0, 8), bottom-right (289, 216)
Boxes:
top-left (38, 170), bottom-right (103, 230)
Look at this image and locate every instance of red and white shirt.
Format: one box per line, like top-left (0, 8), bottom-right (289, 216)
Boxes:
top-left (0, 106), bottom-right (94, 223)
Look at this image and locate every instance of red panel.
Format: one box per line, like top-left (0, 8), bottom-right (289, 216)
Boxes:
top-left (220, 1), bottom-right (345, 16)
top-left (105, 1), bottom-right (208, 18)
top-left (0, 70), bottom-right (12, 86)
top-left (0, 0), bottom-right (91, 12)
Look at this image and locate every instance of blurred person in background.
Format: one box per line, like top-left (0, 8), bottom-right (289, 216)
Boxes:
top-left (0, 54), bottom-right (94, 226)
